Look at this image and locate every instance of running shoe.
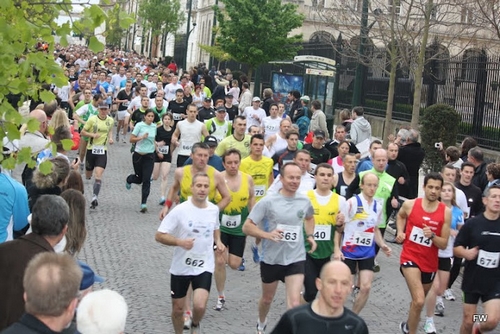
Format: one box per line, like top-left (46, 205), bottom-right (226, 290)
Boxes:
top-left (256, 324), bottom-right (267, 334)
top-left (159, 197), bottom-right (166, 206)
top-left (434, 300), bottom-right (445, 316)
top-left (115, 134), bottom-right (119, 141)
top-left (399, 321), bottom-right (409, 334)
top-left (238, 258), bottom-right (246, 271)
top-left (126, 182), bottom-right (131, 190)
top-left (90, 196), bottom-right (98, 209)
top-left (352, 286), bottom-right (360, 303)
top-left (122, 137), bottom-right (127, 144)
top-left (140, 204), bottom-right (147, 213)
top-left (183, 312), bottom-right (192, 330)
top-left (424, 319), bottom-right (437, 334)
top-left (373, 260), bottom-right (380, 272)
top-left (214, 296), bottom-right (225, 311)
top-left (190, 322), bottom-right (202, 334)
top-left (251, 244), bottom-right (260, 263)
top-left (443, 288), bottom-right (456, 301)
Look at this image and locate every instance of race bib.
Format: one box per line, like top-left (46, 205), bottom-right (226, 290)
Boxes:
top-left (183, 252), bottom-right (207, 269)
top-left (410, 226), bottom-right (432, 247)
top-left (477, 249), bottom-right (499, 269)
top-left (181, 143), bottom-right (193, 152)
top-left (277, 224), bottom-right (300, 243)
top-left (314, 224), bottom-right (331, 241)
top-left (123, 101), bottom-right (130, 107)
top-left (173, 113), bottom-right (183, 121)
top-left (255, 185), bottom-right (266, 197)
top-left (92, 145), bottom-right (105, 155)
top-left (158, 145), bottom-right (169, 154)
top-left (352, 231), bottom-right (374, 246)
top-left (221, 214), bottom-right (241, 228)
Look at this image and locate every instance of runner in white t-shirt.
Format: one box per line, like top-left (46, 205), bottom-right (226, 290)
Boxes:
top-left (156, 173), bottom-right (225, 334)
top-left (261, 103), bottom-right (281, 141)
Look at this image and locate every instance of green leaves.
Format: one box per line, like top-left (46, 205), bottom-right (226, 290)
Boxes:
top-left (0, 0), bottom-right (130, 170)
top-left (89, 36), bottom-right (105, 52)
top-left (214, 0), bottom-right (304, 70)
top-left (38, 160), bottom-right (53, 176)
top-left (138, 0), bottom-right (184, 38)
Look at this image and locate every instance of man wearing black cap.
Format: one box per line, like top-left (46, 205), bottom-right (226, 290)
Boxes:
top-left (183, 136), bottom-right (225, 172)
top-left (303, 130), bottom-right (331, 170)
top-left (206, 106), bottom-right (233, 143)
top-left (224, 94), bottom-right (238, 121)
top-left (198, 98), bottom-right (216, 123)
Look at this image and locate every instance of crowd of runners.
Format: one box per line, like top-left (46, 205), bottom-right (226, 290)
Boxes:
top-left (0, 45), bottom-right (499, 334)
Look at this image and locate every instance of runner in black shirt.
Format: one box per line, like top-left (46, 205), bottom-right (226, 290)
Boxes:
top-left (224, 94), bottom-right (239, 121)
top-left (167, 89), bottom-right (189, 128)
top-left (303, 130), bottom-right (331, 170)
top-left (271, 261), bottom-right (368, 334)
top-left (454, 185), bottom-right (500, 334)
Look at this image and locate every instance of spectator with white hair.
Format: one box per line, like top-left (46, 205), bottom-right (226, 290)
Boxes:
top-left (77, 289), bottom-right (128, 334)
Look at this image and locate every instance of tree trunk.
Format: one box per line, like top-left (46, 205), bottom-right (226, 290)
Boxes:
top-left (383, 5), bottom-right (398, 146)
top-left (384, 59), bottom-right (397, 147)
top-left (411, 0), bottom-right (432, 129)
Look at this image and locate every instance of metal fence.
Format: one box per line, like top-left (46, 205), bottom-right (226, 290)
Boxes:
top-left (213, 43), bottom-right (500, 150)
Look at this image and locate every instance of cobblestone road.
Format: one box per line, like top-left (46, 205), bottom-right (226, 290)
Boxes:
top-left (32, 138), bottom-right (471, 334)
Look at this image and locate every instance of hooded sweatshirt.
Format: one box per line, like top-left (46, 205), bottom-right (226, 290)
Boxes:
top-left (350, 116), bottom-right (371, 145)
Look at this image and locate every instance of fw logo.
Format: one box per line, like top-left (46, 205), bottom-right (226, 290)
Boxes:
top-left (473, 314), bottom-right (488, 322)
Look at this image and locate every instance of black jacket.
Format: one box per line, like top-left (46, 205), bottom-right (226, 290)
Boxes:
top-left (472, 162), bottom-right (488, 192)
top-left (397, 142), bottom-right (425, 199)
top-left (1, 313), bottom-right (63, 334)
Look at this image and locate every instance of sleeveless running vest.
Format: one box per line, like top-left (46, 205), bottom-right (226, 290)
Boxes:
top-left (359, 169), bottom-right (396, 228)
top-left (180, 166), bottom-right (218, 203)
top-left (400, 198), bottom-right (446, 273)
top-left (342, 195), bottom-right (378, 260)
top-left (335, 172), bottom-right (349, 197)
top-left (306, 190), bottom-right (340, 259)
top-left (220, 172), bottom-right (250, 236)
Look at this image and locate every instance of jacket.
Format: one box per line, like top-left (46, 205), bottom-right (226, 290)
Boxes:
top-left (0, 234), bottom-right (54, 330)
top-left (309, 110), bottom-right (329, 138)
top-left (472, 162), bottom-right (488, 192)
top-left (397, 142), bottom-right (425, 199)
top-left (350, 116), bottom-right (371, 145)
top-left (0, 313), bottom-right (63, 334)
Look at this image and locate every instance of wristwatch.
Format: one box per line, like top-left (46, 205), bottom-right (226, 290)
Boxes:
top-left (430, 232), bottom-right (436, 239)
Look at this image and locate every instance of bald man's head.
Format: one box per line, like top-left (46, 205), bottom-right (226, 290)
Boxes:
top-left (29, 109), bottom-right (48, 133)
top-left (319, 260), bottom-right (351, 281)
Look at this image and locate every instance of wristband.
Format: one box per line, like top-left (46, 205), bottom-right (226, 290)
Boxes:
top-left (165, 199), bottom-right (173, 208)
top-left (306, 234), bottom-right (314, 238)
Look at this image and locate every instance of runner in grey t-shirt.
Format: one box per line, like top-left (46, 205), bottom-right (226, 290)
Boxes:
top-left (243, 162), bottom-right (316, 334)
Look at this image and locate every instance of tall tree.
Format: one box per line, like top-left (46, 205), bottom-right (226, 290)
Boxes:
top-left (214, 0), bottom-right (304, 80)
top-left (0, 0), bottom-right (128, 170)
top-left (139, 0), bottom-right (184, 58)
top-left (105, 2), bottom-right (135, 48)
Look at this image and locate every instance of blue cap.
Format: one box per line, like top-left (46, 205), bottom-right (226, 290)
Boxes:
top-left (78, 261), bottom-right (105, 290)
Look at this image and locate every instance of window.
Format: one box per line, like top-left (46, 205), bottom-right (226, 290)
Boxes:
top-left (388, 0), bottom-right (401, 15)
top-left (461, 6), bottom-right (473, 24)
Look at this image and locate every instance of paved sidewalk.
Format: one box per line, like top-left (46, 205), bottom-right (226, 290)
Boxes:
top-left (16, 140), bottom-right (468, 333)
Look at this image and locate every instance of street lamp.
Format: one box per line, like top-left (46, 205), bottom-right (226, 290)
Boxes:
top-left (184, 0), bottom-right (196, 71)
top-left (184, 22), bottom-right (196, 71)
top-left (351, 5), bottom-right (382, 106)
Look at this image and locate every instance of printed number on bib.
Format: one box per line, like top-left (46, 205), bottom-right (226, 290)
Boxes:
top-left (353, 231), bottom-right (374, 246)
top-left (477, 250), bottom-right (499, 269)
top-left (255, 185), bottom-right (266, 197)
top-left (158, 145), bottom-right (169, 154)
top-left (173, 113), bottom-right (183, 121)
top-left (277, 224), bottom-right (300, 243)
top-left (314, 225), bottom-right (331, 241)
top-left (92, 145), bottom-right (105, 155)
top-left (410, 226), bottom-right (432, 247)
top-left (181, 144), bottom-right (193, 151)
top-left (184, 252), bottom-right (206, 268)
top-left (221, 214), bottom-right (241, 228)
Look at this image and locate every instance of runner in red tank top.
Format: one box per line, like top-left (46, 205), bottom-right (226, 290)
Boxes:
top-left (395, 172), bottom-right (451, 334)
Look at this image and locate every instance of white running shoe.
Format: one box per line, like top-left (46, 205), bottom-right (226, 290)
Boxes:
top-left (443, 288), bottom-right (456, 301)
top-left (424, 319), bottom-right (437, 334)
top-left (183, 312), bottom-right (192, 330)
